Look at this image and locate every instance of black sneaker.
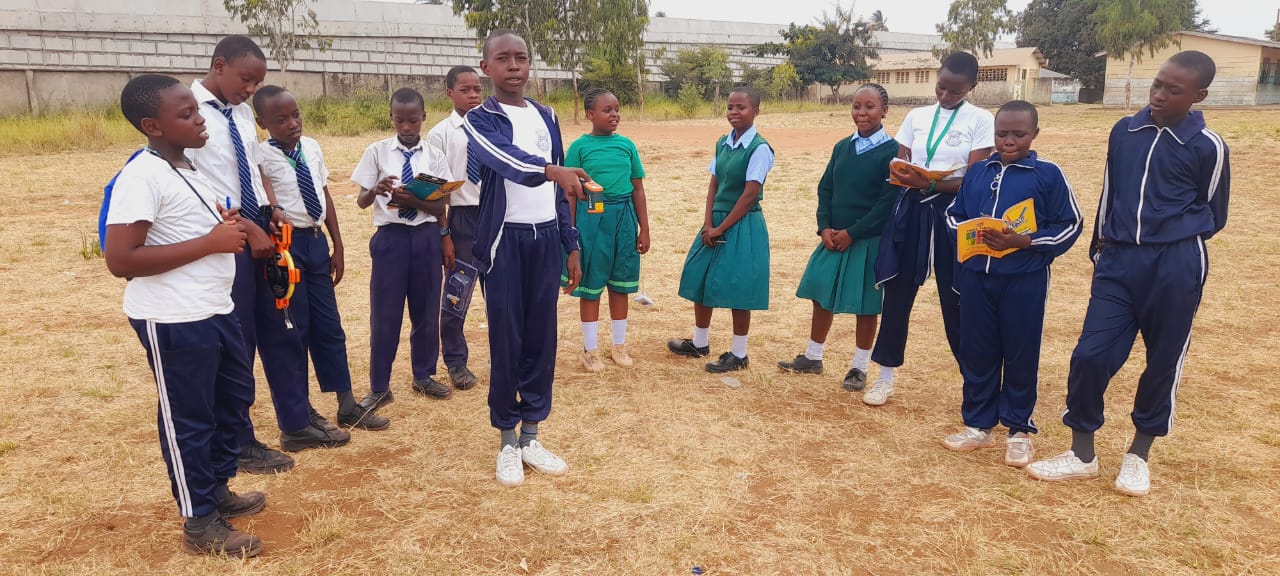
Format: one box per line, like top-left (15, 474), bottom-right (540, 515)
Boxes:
top-left (182, 515), bottom-right (262, 558)
top-left (412, 376), bottom-right (453, 399)
top-left (448, 365), bottom-right (478, 390)
top-left (667, 338), bottom-right (710, 358)
top-left (778, 354), bottom-right (824, 374)
top-left (706, 351), bottom-right (749, 373)
top-left (337, 405), bottom-right (391, 431)
top-left (309, 406), bottom-right (339, 432)
top-left (358, 390), bottom-right (394, 413)
top-left (218, 489), bottom-right (266, 519)
top-left (842, 367), bottom-right (868, 391)
top-left (238, 440), bottom-right (295, 474)
top-left (280, 422), bottom-right (351, 452)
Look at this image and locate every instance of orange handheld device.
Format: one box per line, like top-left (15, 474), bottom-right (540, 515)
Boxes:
top-left (262, 207), bottom-right (301, 326)
top-left (584, 180), bottom-right (605, 214)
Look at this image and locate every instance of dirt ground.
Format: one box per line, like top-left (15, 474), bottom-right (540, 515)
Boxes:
top-left (1, 105), bottom-right (1278, 575)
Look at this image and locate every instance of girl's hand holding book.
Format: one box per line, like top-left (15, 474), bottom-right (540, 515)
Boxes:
top-left (982, 226), bottom-right (1032, 251)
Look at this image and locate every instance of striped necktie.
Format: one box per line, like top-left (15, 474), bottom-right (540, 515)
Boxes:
top-left (212, 103), bottom-right (259, 221)
top-left (269, 139), bottom-right (323, 222)
top-left (399, 149), bottom-right (417, 221)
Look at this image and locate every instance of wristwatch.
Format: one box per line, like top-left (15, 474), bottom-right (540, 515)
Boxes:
top-left (439, 226), bottom-right (452, 237)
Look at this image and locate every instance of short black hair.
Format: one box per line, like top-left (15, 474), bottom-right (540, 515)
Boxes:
top-left (391, 87), bottom-right (425, 110)
top-left (121, 74), bottom-right (181, 133)
top-left (583, 88), bottom-right (614, 111)
top-left (210, 34), bottom-right (266, 68)
top-left (251, 85), bottom-right (289, 116)
top-left (997, 99), bottom-right (1038, 127)
top-left (941, 51), bottom-right (980, 84)
top-left (482, 29), bottom-right (525, 58)
top-left (446, 65), bottom-right (479, 89)
top-left (855, 83), bottom-right (890, 108)
top-left (1168, 50), bottom-right (1216, 89)
top-left (729, 85), bottom-right (761, 108)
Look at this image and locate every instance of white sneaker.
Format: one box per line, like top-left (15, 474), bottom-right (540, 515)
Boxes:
top-left (943, 426), bottom-right (994, 452)
top-left (862, 379), bottom-right (894, 406)
top-left (1025, 450), bottom-right (1099, 481)
top-left (1005, 432), bottom-right (1034, 468)
top-left (495, 445), bottom-right (524, 486)
top-left (1114, 453), bottom-right (1151, 497)
top-left (521, 439), bottom-right (568, 476)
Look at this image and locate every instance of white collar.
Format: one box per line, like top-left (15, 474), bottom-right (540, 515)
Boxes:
top-left (394, 138), bottom-right (424, 153)
top-left (723, 126), bottom-right (759, 149)
top-left (448, 109), bottom-right (467, 128)
top-left (190, 80), bottom-right (228, 109)
top-left (850, 126), bottom-right (890, 144)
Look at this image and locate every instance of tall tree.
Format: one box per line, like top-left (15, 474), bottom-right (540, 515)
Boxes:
top-left (935, 0), bottom-right (1014, 59)
top-left (1091, 0), bottom-right (1186, 110)
top-left (541, 0), bottom-right (649, 123)
top-left (869, 9), bottom-right (888, 32)
top-left (1269, 22), bottom-right (1280, 42)
top-left (1016, 0), bottom-right (1105, 98)
top-left (597, 0), bottom-right (650, 119)
top-left (659, 46), bottom-right (733, 100)
top-left (222, 0), bottom-right (332, 84)
top-left (451, 0), bottom-right (560, 97)
top-left (746, 2), bottom-right (878, 100)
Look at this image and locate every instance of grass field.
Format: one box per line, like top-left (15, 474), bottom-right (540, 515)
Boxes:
top-left (1, 104), bottom-right (1277, 575)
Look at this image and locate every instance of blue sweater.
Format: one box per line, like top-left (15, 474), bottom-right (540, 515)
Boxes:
top-left (461, 96), bottom-right (581, 273)
top-left (947, 151), bottom-right (1083, 275)
top-left (1091, 107), bottom-right (1229, 259)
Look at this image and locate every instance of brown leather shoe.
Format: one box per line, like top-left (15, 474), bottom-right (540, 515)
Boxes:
top-left (182, 516), bottom-right (263, 558)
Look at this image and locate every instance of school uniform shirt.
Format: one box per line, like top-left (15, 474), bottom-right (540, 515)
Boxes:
top-left (816, 127), bottom-right (899, 239)
top-left (565, 133), bottom-right (645, 198)
top-left (946, 151), bottom-right (1083, 275)
top-left (188, 80), bottom-right (269, 213)
top-left (106, 152), bottom-right (235, 323)
top-left (498, 102), bottom-right (558, 224)
top-left (706, 126), bottom-right (775, 186)
top-left (896, 102), bottom-right (995, 180)
top-left (350, 136), bottom-right (438, 226)
top-left (257, 136), bottom-right (330, 229)
top-left (426, 110), bottom-right (482, 207)
top-left (1091, 106), bottom-right (1229, 258)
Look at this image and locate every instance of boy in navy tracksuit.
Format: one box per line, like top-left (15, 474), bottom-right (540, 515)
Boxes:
top-left (943, 100), bottom-right (1082, 468)
top-left (462, 30), bottom-right (588, 487)
top-left (1027, 51), bottom-right (1230, 497)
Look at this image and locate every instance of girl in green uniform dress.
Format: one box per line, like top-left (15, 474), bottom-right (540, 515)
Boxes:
top-left (778, 84), bottom-right (898, 391)
top-left (564, 89), bottom-right (650, 372)
top-left (668, 87), bottom-right (775, 373)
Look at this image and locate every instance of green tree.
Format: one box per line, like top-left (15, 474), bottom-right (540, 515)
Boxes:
top-left (222, 0), bottom-right (332, 83)
top-left (1016, 0), bottom-right (1106, 98)
top-left (1269, 23), bottom-right (1280, 42)
top-left (747, 3), bottom-right (878, 100)
top-left (1091, 0), bottom-right (1186, 110)
top-left (935, 0), bottom-right (1014, 59)
top-left (659, 46), bottom-right (733, 100)
top-left (451, 0), bottom-right (560, 97)
top-left (869, 9), bottom-right (888, 32)
top-left (595, 0), bottom-right (651, 118)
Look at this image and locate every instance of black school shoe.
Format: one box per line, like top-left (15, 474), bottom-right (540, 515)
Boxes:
top-left (412, 376), bottom-right (453, 399)
top-left (358, 390), bottom-right (394, 413)
top-left (309, 407), bottom-right (339, 432)
top-left (778, 354), bottom-right (824, 374)
top-left (238, 440), bottom-right (295, 474)
top-left (182, 515), bottom-right (262, 558)
top-left (448, 365), bottom-right (479, 390)
top-left (218, 488), bottom-right (266, 519)
top-left (842, 368), bottom-right (868, 391)
top-left (706, 351), bottom-right (749, 373)
top-left (337, 405), bottom-right (391, 431)
top-left (280, 422), bottom-right (351, 452)
top-left (667, 338), bottom-right (710, 358)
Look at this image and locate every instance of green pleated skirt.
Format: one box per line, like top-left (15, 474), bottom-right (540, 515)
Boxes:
top-left (561, 197), bottom-right (640, 300)
top-left (677, 210), bottom-right (769, 310)
top-left (795, 236), bottom-right (882, 315)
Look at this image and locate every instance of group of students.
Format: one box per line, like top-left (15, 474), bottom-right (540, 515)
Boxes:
top-left (102, 28), bottom-right (1229, 558)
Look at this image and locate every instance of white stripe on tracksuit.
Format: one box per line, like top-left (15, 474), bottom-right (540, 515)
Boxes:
top-left (146, 320), bottom-right (193, 518)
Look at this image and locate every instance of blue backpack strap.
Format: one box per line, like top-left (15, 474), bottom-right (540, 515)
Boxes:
top-left (98, 148), bottom-right (146, 248)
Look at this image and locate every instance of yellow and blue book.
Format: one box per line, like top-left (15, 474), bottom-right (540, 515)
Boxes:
top-left (403, 173), bottom-right (465, 201)
top-left (956, 198), bottom-right (1038, 262)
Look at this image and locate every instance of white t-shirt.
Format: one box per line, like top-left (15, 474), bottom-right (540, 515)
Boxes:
top-left (896, 102), bottom-right (995, 180)
top-left (106, 152), bottom-right (235, 323)
top-left (188, 80), bottom-right (269, 211)
top-left (426, 110), bottom-right (482, 207)
top-left (499, 102), bottom-right (557, 224)
top-left (258, 136), bottom-right (330, 228)
top-left (350, 136), bottom-right (438, 227)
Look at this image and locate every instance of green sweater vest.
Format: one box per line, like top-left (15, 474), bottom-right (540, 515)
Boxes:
top-left (816, 136), bottom-right (899, 240)
top-left (713, 132), bottom-right (770, 213)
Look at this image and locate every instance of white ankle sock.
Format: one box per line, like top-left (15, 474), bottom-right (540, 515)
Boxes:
top-left (804, 339), bottom-right (825, 361)
top-left (731, 334), bottom-right (748, 359)
top-left (582, 321), bottom-right (599, 351)
top-left (852, 347), bottom-right (871, 371)
top-left (692, 326), bottom-right (710, 348)
top-left (611, 319), bottom-right (627, 345)
top-left (879, 365), bottom-right (895, 384)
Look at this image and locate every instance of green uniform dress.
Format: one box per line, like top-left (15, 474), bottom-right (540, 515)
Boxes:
top-left (560, 133), bottom-right (646, 299)
top-left (677, 131), bottom-right (772, 311)
top-left (795, 132), bottom-right (899, 314)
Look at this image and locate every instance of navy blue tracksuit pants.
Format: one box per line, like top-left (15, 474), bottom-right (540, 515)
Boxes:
top-left (872, 192), bottom-right (962, 369)
top-left (130, 315), bottom-right (254, 518)
top-left (441, 205), bottom-right (480, 370)
top-left (232, 242), bottom-right (310, 440)
top-left (484, 221), bottom-right (560, 430)
top-left (369, 222), bottom-right (442, 392)
top-left (957, 267), bottom-right (1049, 434)
top-left (1064, 238), bottom-right (1206, 437)
top-left (290, 227), bottom-right (352, 394)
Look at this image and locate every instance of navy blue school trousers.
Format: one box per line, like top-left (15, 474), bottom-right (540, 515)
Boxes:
top-left (441, 205), bottom-right (480, 370)
top-left (130, 315), bottom-right (255, 519)
top-left (483, 220), bottom-right (560, 430)
top-left (290, 227), bottom-right (352, 393)
top-left (368, 222), bottom-right (442, 392)
top-left (231, 239), bottom-right (310, 440)
top-left (1064, 237), bottom-right (1206, 437)
top-left (872, 191), bottom-right (962, 369)
top-left (957, 267), bottom-right (1049, 434)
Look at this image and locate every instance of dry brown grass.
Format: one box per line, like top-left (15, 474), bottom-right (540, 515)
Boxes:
top-left (1, 105), bottom-right (1278, 575)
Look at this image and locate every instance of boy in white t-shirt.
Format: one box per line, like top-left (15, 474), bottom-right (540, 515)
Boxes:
top-left (105, 74), bottom-right (265, 558)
